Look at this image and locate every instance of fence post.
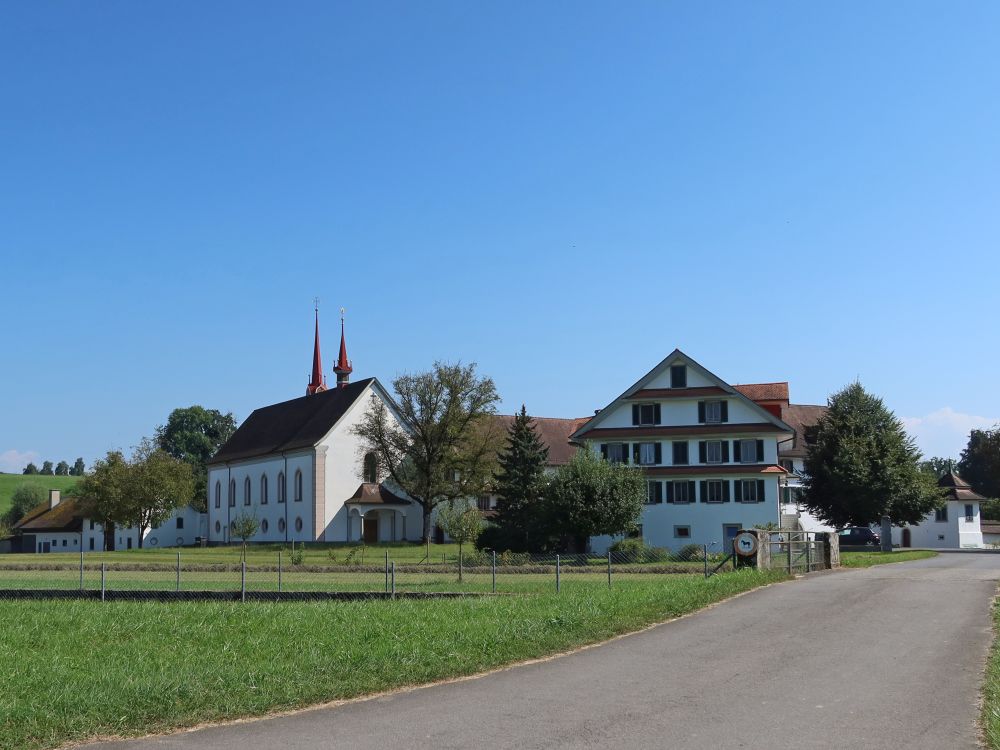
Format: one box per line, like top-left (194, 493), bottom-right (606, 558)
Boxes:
top-left (79, 547), bottom-right (84, 591)
top-left (806, 538), bottom-right (812, 571)
top-left (703, 545), bottom-right (709, 579)
top-left (556, 554), bottom-right (561, 593)
top-left (608, 550), bottom-right (612, 588)
top-left (787, 536), bottom-right (793, 575)
top-left (277, 550), bottom-right (282, 593)
top-left (491, 550), bottom-right (496, 594)
top-left (100, 562), bottom-right (106, 602)
top-left (176, 551), bottom-right (180, 592)
top-left (391, 561), bottom-right (395, 599)
top-left (459, 547), bottom-right (464, 583)
top-left (241, 560), bottom-right (246, 602)
top-left (385, 550), bottom-right (389, 593)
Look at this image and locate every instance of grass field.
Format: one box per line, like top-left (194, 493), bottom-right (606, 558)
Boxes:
top-left (0, 568), bottom-right (788, 750)
top-left (0, 473), bottom-right (79, 517)
top-left (840, 549), bottom-right (938, 567)
top-left (983, 597), bottom-right (1000, 748)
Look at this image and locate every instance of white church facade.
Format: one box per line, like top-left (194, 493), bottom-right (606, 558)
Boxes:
top-left (206, 312), bottom-right (423, 545)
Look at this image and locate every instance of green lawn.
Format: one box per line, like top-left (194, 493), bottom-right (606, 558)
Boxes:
top-left (982, 597), bottom-right (1000, 748)
top-left (840, 549), bottom-right (938, 568)
top-left (0, 474), bottom-right (79, 517)
top-left (0, 569), bottom-right (788, 750)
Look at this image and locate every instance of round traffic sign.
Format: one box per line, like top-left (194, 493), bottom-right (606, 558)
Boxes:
top-left (733, 531), bottom-right (758, 557)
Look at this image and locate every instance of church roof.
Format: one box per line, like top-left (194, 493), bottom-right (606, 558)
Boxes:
top-left (345, 483), bottom-right (411, 505)
top-left (209, 378), bottom-right (375, 464)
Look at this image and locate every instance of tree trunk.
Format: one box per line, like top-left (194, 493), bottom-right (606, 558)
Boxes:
top-left (423, 504), bottom-right (433, 543)
top-left (138, 523), bottom-right (146, 549)
top-left (880, 516), bottom-right (892, 552)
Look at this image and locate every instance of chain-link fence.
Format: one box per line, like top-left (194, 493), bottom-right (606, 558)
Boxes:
top-left (0, 544), bottom-right (741, 600)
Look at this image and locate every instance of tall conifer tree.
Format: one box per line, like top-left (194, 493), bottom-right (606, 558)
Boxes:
top-left (491, 405), bottom-right (548, 550)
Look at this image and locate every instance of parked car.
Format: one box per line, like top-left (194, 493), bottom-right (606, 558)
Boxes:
top-left (838, 527), bottom-right (880, 546)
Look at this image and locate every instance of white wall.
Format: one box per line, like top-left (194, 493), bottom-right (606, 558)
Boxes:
top-left (591, 476), bottom-right (781, 553)
top-left (595, 396), bottom-right (766, 430)
top-left (890, 501), bottom-right (983, 549)
top-left (207, 451), bottom-right (314, 544)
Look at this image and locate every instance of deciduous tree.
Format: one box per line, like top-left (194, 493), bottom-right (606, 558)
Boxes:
top-left (537, 448), bottom-right (645, 552)
top-left (802, 382), bottom-right (943, 533)
top-left (71, 458), bottom-right (86, 476)
top-left (5, 484), bottom-right (47, 524)
top-left (77, 440), bottom-right (195, 548)
top-left (22, 463), bottom-right (39, 475)
top-left (352, 362), bottom-right (501, 542)
top-left (156, 406), bottom-right (237, 510)
top-left (229, 513), bottom-right (260, 561)
top-left (436, 499), bottom-right (484, 580)
top-left (40, 461), bottom-right (54, 476)
top-left (958, 427), bottom-right (1000, 500)
top-left (54, 461), bottom-right (70, 476)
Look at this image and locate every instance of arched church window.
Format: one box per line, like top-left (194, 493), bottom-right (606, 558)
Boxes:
top-left (244, 477), bottom-right (251, 506)
top-left (363, 453), bottom-right (378, 484)
top-left (294, 470), bottom-right (303, 502)
top-left (260, 475), bottom-right (268, 505)
top-left (277, 472), bottom-right (286, 503)
top-left (214, 481), bottom-right (221, 509)
top-left (229, 480), bottom-right (236, 507)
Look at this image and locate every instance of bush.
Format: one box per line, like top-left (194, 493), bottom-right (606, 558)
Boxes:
top-left (676, 543), bottom-right (705, 562)
top-left (498, 550), bottom-right (531, 566)
top-left (460, 549), bottom-right (490, 567)
top-left (609, 538), bottom-right (671, 563)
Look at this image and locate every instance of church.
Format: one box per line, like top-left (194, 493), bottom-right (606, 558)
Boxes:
top-left (206, 310), bottom-right (424, 545)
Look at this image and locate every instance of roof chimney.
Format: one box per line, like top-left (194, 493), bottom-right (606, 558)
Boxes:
top-left (49, 490), bottom-right (60, 509)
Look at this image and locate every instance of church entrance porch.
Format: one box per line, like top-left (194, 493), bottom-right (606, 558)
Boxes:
top-left (344, 482), bottom-right (414, 543)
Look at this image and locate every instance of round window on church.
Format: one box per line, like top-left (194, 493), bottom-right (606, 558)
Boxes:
top-left (261, 519), bottom-right (269, 534)
top-left (295, 517), bottom-right (303, 533)
top-left (278, 518), bottom-right (286, 533)
top-left (215, 521), bottom-right (221, 534)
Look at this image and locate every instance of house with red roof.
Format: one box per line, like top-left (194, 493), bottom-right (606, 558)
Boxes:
top-left (571, 350), bottom-right (794, 552)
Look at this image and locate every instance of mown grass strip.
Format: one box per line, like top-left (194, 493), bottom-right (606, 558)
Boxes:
top-left (983, 596), bottom-right (1000, 749)
top-left (840, 550), bottom-right (938, 568)
top-left (0, 569), bottom-right (787, 750)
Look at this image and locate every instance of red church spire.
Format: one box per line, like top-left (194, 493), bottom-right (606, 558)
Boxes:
top-left (334, 307), bottom-right (353, 388)
top-left (306, 301), bottom-right (327, 395)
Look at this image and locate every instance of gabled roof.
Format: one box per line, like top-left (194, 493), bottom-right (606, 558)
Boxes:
top-left (13, 498), bottom-right (84, 533)
top-left (571, 349), bottom-right (793, 440)
top-left (491, 415), bottom-right (591, 466)
top-left (734, 382), bottom-right (789, 402)
top-left (209, 378), bottom-right (377, 464)
top-left (939, 472), bottom-right (987, 502)
top-left (779, 404), bottom-right (828, 459)
top-left (345, 483), bottom-right (411, 506)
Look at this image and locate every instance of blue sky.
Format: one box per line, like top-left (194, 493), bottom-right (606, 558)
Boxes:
top-left (2, 2), bottom-right (999, 471)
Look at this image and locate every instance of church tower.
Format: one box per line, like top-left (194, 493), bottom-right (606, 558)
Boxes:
top-left (334, 308), bottom-right (353, 388)
top-left (306, 302), bottom-right (327, 395)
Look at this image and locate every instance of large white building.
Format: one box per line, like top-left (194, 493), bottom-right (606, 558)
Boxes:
top-left (206, 314), bottom-right (422, 545)
top-left (12, 490), bottom-right (205, 553)
top-left (571, 350), bottom-right (794, 553)
top-left (890, 472), bottom-right (985, 549)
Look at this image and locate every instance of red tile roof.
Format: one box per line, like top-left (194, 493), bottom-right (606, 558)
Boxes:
top-left (734, 382), bottom-right (790, 402)
top-left (491, 415), bottom-right (590, 466)
top-left (344, 483), bottom-right (411, 505)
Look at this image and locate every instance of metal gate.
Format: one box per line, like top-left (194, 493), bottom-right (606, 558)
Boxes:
top-left (767, 531), bottom-right (826, 573)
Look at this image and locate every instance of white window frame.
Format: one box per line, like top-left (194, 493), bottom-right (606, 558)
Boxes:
top-left (707, 480), bottom-right (724, 503)
top-left (706, 441), bottom-right (723, 464)
top-left (673, 525), bottom-right (691, 539)
top-left (639, 442), bottom-right (657, 466)
top-left (705, 401), bottom-right (723, 423)
top-left (645, 480), bottom-right (660, 505)
top-left (607, 443), bottom-right (626, 464)
top-left (673, 481), bottom-right (691, 504)
top-left (637, 403), bottom-right (656, 426)
top-left (739, 439), bottom-right (757, 463)
top-left (739, 480), bottom-right (759, 503)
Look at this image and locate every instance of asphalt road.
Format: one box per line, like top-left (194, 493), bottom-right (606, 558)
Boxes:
top-left (88, 553), bottom-right (1000, 750)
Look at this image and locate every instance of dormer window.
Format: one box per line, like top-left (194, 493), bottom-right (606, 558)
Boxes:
top-left (631, 403), bottom-right (661, 426)
top-left (670, 365), bottom-right (687, 388)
